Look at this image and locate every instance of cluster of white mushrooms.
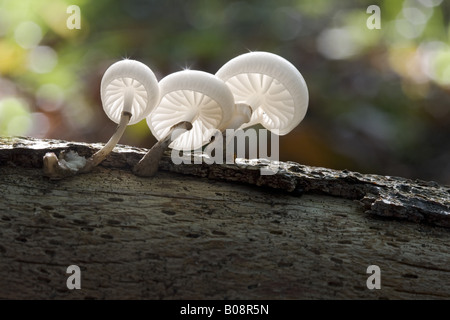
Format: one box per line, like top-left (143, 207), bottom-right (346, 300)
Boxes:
top-left (43, 51), bottom-right (309, 179)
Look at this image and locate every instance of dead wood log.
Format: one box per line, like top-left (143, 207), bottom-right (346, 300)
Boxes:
top-left (0, 136), bottom-right (449, 299)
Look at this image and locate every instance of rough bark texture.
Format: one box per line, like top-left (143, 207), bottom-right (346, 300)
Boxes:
top-left (0, 136), bottom-right (449, 300)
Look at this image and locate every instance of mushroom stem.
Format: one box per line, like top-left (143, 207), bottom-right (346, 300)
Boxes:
top-left (81, 87), bottom-right (135, 172)
top-left (81, 110), bottom-right (132, 172)
top-left (133, 121), bottom-right (193, 177)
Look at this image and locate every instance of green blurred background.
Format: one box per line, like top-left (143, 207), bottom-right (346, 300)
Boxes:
top-left (0, 0), bottom-right (449, 184)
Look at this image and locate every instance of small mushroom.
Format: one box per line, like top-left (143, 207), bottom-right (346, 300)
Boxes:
top-left (215, 51), bottom-right (309, 135)
top-left (133, 70), bottom-right (234, 176)
top-left (43, 59), bottom-right (160, 179)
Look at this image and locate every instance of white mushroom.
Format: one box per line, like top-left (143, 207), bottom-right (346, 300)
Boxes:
top-left (84, 59), bottom-right (160, 169)
top-left (133, 70), bottom-right (234, 176)
top-left (148, 70), bottom-right (234, 150)
top-left (215, 51), bottom-right (309, 135)
top-left (43, 59), bottom-right (160, 179)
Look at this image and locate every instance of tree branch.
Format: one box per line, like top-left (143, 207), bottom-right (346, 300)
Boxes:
top-left (1, 136), bottom-right (450, 299)
top-left (1, 136), bottom-right (449, 228)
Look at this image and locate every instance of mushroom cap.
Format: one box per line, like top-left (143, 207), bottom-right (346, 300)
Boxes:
top-left (101, 59), bottom-right (160, 125)
top-left (147, 70), bottom-right (234, 151)
top-left (215, 51), bottom-right (308, 135)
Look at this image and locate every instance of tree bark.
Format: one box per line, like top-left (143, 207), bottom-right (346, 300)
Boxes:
top-left (0, 136), bottom-right (449, 299)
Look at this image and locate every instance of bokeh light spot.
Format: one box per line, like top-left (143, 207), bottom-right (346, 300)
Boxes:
top-left (395, 18), bottom-right (425, 39)
top-left (432, 49), bottom-right (450, 86)
top-left (36, 84), bottom-right (65, 112)
top-left (28, 112), bottom-right (50, 138)
top-left (0, 97), bottom-right (32, 136)
top-left (417, 0), bottom-right (443, 7)
top-left (402, 7), bottom-right (429, 25)
top-left (28, 46), bottom-right (58, 73)
top-left (14, 21), bottom-right (43, 49)
top-left (317, 28), bottom-right (362, 60)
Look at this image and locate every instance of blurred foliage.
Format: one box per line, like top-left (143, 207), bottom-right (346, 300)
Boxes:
top-left (0, 0), bottom-right (449, 183)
